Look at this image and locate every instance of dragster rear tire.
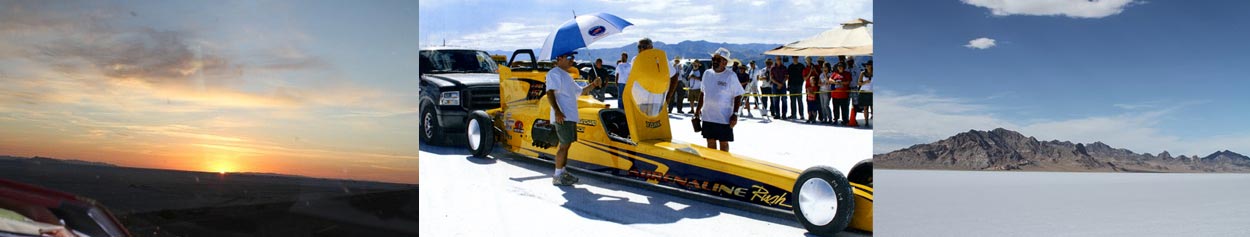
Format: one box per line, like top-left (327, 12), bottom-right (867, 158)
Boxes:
top-left (466, 110), bottom-right (495, 158)
top-left (792, 166), bottom-right (855, 237)
top-left (848, 159), bottom-right (873, 187)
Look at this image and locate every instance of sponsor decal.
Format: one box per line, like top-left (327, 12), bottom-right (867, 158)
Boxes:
top-left (626, 169), bottom-right (792, 208)
top-left (578, 119), bottom-right (597, 126)
top-left (512, 120), bottom-right (524, 133)
top-left (750, 185), bottom-right (792, 208)
top-left (645, 120), bottom-right (661, 128)
top-left (576, 126), bottom-right (585, 133)
top-left (527, 82), bottom-right (546, 99)
top-left (587, 25), bottom-right (606, 36)
top-left (628, 170), bottom-right (745, 197)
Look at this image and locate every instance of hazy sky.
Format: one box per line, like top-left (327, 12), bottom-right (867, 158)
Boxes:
top-left (874, 0), bottom-right (1250, 156)
top-left (419, 0), bottom-right (873, 51)
top-left (0, 0), bottom-right (420, 184)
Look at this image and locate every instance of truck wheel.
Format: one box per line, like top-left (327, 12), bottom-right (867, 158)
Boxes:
top-left (848, 159), bottom-right (872, 187)
top-left (792, 166), bottom-right (854, 237)
top-left (421, 106), bottom-right (445, 145)
top-left (466, 110), bottom-right (494, 158)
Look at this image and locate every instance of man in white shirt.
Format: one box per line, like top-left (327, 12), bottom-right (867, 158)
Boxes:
top-left (743, 61), bottom-right (762, 117)
top-left (686, 60), bottom-right (704, 116)
top-left (668, 57), bottom-right (687, 114)
top-left (694, 48), bottom-right (746, 151)
top-left (615, 52), bottom-right (631, 109)
top-left (546, 51), bottom-right (598, 186)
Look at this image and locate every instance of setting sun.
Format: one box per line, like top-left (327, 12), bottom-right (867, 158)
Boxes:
top-left (209, 159), bottom-right (237, 174)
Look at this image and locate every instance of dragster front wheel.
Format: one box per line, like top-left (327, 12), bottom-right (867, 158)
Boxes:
top-left (466, 110), bottom-right (495, 158)
top-left (792, 166), bottom-right (855, 237)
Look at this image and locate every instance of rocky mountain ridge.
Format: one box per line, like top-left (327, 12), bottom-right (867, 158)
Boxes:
top-left (876, 128), bottom-right (1250, 172)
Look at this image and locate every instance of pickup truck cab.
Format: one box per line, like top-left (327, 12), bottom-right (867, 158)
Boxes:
top-left (419, 47), bottom-right (504, 145)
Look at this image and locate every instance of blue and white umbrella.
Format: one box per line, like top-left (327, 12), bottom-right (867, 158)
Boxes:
top-left (538, 12), bottom-right (634, 60)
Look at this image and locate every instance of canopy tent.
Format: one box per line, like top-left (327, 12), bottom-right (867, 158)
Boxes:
top-left (764, 18), bottom-right (873, 57)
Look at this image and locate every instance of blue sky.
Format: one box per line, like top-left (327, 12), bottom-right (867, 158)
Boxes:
top-left (0, 0), bottom-right (420, 183)
top-left (874, 0), bottom-right (1250, 156)
top-left (420, 0), bottom-right (872, 51)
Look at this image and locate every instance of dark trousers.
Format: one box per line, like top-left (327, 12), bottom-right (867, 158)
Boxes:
top-left (832, 97), bottom-right (850, 124)
top-left (788, 85), bottom-right (804, 119)
top-left (806, 99), bottom-right (819, 121)
top-left (668, 82), bottom-right (686, 113)
top-left (617, 87), bottom-right (626, 110)
top-left (774, 86), bottom-right (786, 117)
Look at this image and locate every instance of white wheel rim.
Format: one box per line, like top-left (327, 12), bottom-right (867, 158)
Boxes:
top-left (799, 178), bottom-right (837, 226)
top-left (423, 112), bottom-right (434, 139)
top-left (467, 119), bottom-right (481, 150)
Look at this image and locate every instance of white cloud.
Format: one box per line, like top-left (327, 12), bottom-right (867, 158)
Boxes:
top-left (876, 90), bottom-right (1250, 157)
top-left (873, 91), bottom-right (1015, 153)
top-left (965, 37), bottom-right (997, 49)
top-left (961, 0), bottom-right (1138, 18)
top-left (443, 20), bottom-right (556, 50)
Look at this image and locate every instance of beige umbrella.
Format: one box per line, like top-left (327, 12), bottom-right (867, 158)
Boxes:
top-left (765, 18), bottom-right (873, 56)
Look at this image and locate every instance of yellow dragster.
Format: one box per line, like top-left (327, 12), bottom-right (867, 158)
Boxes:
top-left (463, 49), bottom-right (871, 236)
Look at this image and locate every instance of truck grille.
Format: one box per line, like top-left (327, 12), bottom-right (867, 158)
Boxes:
top-left (462, 86), bottom-right (501, 111)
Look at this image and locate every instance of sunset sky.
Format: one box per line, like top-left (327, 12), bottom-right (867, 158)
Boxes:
top-left (0, 1), bottom-right (419, 184)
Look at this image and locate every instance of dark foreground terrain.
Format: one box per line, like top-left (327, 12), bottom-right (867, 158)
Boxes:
top-left (0, 157), bottom-right (417, 237)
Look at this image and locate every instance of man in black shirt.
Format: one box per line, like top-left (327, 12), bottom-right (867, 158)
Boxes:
top-left (787, 56), bottom-right (806, 120)
top-left (769, 56), bottom-right (787, 118)
top-left (734, 62), bottom-right (752, 117)
top-left (588, 58), bottom-right (611, 101)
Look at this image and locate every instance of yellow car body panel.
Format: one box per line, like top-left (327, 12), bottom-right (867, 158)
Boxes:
top-left (850, 183), bottom-right (874, 232)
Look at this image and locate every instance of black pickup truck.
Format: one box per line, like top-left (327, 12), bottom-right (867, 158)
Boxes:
top-left (419, 47), bottom-right (502, 145)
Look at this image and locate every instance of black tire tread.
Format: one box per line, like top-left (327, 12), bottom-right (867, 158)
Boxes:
top-left (420, 105), bottom-right (446, 146)
top-left (467, 110), bottom-right (495, 158)
top-left (791, 166), bottom-right (855, 237)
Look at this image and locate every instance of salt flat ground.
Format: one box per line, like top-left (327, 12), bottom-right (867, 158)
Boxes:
top-left (418, 106), bottom-right (872, 237)
top-left (876, 170), bottom-right (1250, 236)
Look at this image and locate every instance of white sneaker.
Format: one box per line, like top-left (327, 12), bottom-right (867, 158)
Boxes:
top-left (553, 172), bottom-right (579, 186)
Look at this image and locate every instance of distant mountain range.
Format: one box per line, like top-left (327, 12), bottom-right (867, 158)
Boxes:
top-left (488, 40), bottom-right (857, 68)
top-left (0, 155), bottom-right (118, 167)
top-left (0, 155), bottom-right (311, 179)
top-left (876, 128), bottom-right (1250, 173)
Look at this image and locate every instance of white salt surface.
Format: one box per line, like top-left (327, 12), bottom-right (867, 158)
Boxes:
top-left (876, 170), bottom-right (1250, 236)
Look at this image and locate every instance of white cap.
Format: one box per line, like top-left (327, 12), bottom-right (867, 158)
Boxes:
top-left (711, 47), bottom-right (731, 59)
